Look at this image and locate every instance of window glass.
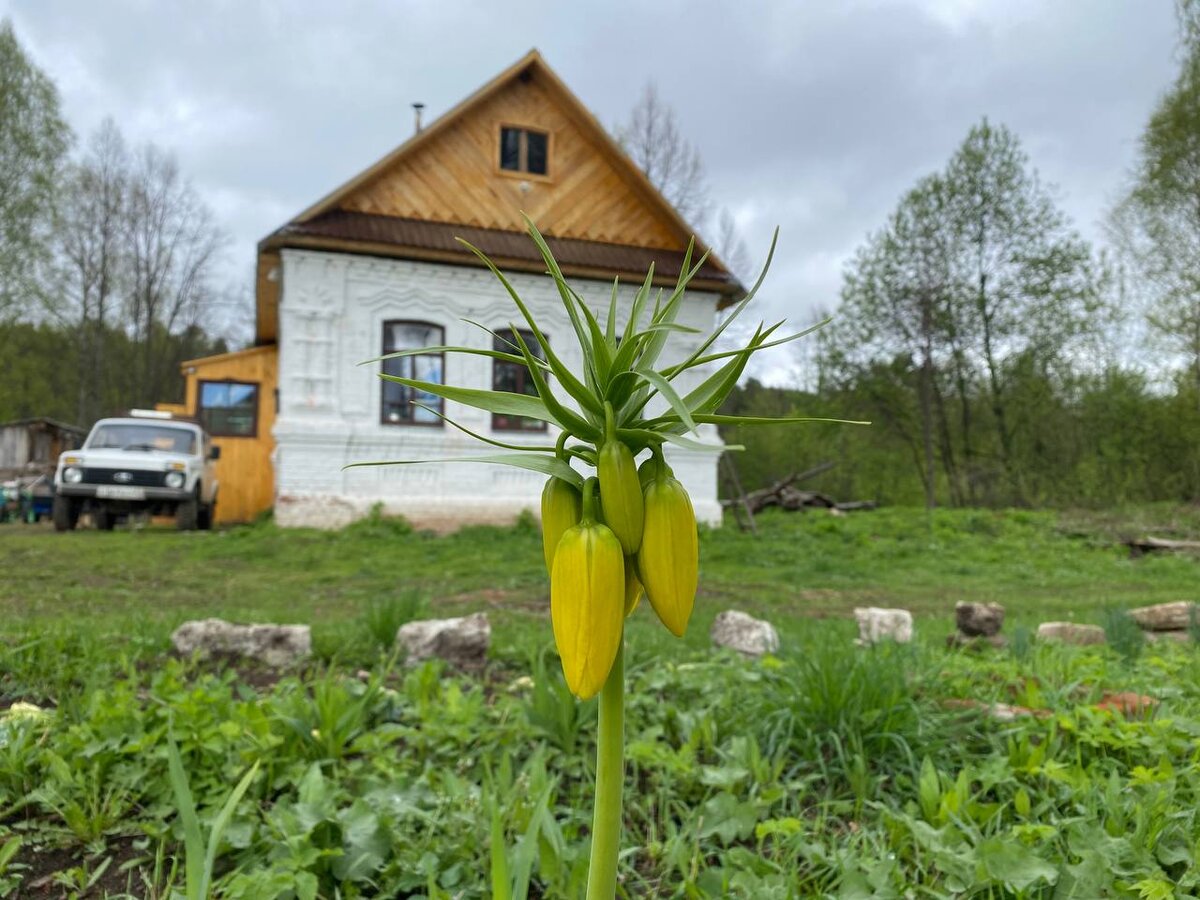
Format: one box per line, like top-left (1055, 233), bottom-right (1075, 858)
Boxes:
top-left (499, 127), bottom-right (522, 171)
top-left (498, 127), bottom-right (549, 175)
top-left (198, 381), bottom-right (258, 437)
top-left (382, 321), bottom-right (444, 425)
top-left (525, 131), bottom-right (548, 175)
top-left (88, 423), bottom-right (196, 454)
top-left (492, 328), bottom-right (546, 431)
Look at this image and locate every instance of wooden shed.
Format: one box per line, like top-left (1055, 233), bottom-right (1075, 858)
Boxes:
top-left (158, 345), bottom-right (278, 524)
top-left (0, 417), bottom-right (86, 477)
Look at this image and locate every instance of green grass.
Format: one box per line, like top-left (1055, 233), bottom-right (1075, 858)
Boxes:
top-left (2, 504), bottom-right (1196, 662)
top-left (1, 505), bottom-right (1199, 897)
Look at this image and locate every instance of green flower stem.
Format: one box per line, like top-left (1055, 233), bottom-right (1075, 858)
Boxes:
top-left (586, 635), bottom-right (624, 900)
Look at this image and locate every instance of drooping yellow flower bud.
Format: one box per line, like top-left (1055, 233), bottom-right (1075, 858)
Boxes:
top-left (623, 556), bottom-right (642, 617)
top-left (551, 478), bottom-right (625, 699)
top-left (541, 475), bottom-right (582, 574)
top-left (598, 404), bottom-right (643, 555)
top-left (637, 458), bottom-right (698, 637)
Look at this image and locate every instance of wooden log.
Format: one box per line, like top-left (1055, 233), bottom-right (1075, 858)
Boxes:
top-left (1125, 536), bottom-right (1200, 557)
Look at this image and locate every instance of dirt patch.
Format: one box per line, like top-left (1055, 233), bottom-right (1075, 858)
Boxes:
top-left (443, 587), bottom-right (546, 614)
top-left (15, 835), bottom-right (152, 898)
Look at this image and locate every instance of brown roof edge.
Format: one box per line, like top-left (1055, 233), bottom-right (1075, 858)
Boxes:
top-left (260, 212), bottom-right (744, 297)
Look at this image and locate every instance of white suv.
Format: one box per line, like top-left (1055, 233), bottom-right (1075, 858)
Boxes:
top-left (53, 413), bottom-right (220, 531)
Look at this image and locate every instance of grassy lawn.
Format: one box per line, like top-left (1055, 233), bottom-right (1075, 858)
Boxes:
top-left (2, 505), bottom-right (1199, 897)
top-left (2, 504), bottom-right (1197, 663)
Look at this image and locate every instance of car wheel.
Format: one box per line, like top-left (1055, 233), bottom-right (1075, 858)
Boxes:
top-left (176, 495), bottom-right (199, 531)
top-left (52, 496), bottom-right (79, 532)
top-left (93, 508), bottom-right (117, 531)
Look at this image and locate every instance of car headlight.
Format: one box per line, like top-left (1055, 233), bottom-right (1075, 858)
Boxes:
top-left (165, 471), bottom-right (185, 489)
top-left (63, 466), bottom-right (82, 484)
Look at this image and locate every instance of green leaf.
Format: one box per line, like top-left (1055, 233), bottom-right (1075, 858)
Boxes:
top-left (633, 365), bottom-right (696, 431)
top-left (378, 375), bottom-right (559, 426)
top-left (668, 227), bottom-right (779, 376)
top-left (605, 278), bottom-right (619, 343)
top-left (202, 762), bottom-right (260, 896)
top-left (977, 835), bottom-right (1057, 891)
top-left (490, 803), bottom-right (512, 900)
top-left (165, 736), bottom-right (205, 900)
top-left (667, 317), bottom-right (831, 375)
top-left (409, 403), bottom-right (559, 453)
top-left (358, 345), bottom-right (546, 370)
top-left (692, 413), bottom-right (871, 427)
top-left (346, 453), bottom-right (584, 488)
top-left (508, 328), bottom-right (601, 440)
top-left (456, 237), bottom-right (602, 416)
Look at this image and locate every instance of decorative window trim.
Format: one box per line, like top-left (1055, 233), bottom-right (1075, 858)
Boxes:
top-left (380, 319), bottom-right (446, 428)
top-left (492, 327), bottom-right (548, 432)
top-left (196, 379), bottom-right (259, 438)
top-left (495, 123), bottom-right (553, 181)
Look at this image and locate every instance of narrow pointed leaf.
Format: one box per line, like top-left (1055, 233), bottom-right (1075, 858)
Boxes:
top-left (360, 345), bottom-right (546, 370)
top-left (456, 238), bottom-right (602, 415)
top-left (697, 414), bottom-right (871, 426)
top-left (378, 375), bottom-right (559, 425)
top-left (346, 453), bottom-right (584, 487)
top-left (634, 365), bottom-right (696, 431)
top-left (508, 328), bottom-right (601, 440)
top-left (410, 403), bottom-right (560, 452)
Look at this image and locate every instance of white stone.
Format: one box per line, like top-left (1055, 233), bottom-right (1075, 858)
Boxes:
top-left (1036, 622), bottom-right (1106, 646)
top-left (171, 618), bottom-right (312, 667)
top-left (854, 607), bottom-right (914, 645)
top-left (710, 610), bottom-right (780, 657)
top-left (1128, 601), bottom-right (1197, 632)
top-left (273, 250), bottom-right (724, 530)
top-left (397, 612), bottom-right (491, 667)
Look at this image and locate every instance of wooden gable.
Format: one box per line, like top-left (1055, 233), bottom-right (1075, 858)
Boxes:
top-left (256, 50), bottom-right (738, 342)
top-left (294, 50), bottom-right (699, 251)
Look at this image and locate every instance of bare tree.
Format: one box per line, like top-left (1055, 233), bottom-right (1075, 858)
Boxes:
top-left (124, 143), bottom-right (226, 402)
top-left (616, 82), bottom-right (709, 225)
top-left (54, 119), bottom-right (129, 423)
top-left (713, 208), bottom-right (751, 282)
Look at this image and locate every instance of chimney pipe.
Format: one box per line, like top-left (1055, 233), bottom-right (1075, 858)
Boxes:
top-left (412, 102), bottom-right (425, 134)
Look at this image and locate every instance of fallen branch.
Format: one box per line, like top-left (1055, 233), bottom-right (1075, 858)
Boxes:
top-left (1125, 536), bottom-right (1200, 557)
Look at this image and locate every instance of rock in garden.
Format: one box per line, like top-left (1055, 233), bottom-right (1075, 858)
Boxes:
top-left (1127, 601), bottom-right (1197, 632)
top-left (397, 612), bottom-right (490, 667)
top-left (1143, 630), bottom-right (1192, 644)
top-left (171, 618), bottom-right (312, 667)
top-left (710, 610), bottom-right (780, 657)
top-left (1095, 691), bottom-right (1158, 718)
top-left (854, 607), bottom-right (914, 645)
top-left (1035, 622), bottom-right (1106, 645)
top-left (955, 601), bottom-right (1005, 637)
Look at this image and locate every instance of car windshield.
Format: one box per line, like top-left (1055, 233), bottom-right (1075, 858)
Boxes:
top-left (87, 423), bottom-right (196, 454)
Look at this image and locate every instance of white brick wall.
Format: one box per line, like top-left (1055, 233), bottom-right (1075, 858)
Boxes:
top-left (274, 249), bottom-right (724, 529)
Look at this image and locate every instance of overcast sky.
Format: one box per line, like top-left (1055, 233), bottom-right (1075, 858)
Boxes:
top-left (1, 0), bottom-right (1180, 378)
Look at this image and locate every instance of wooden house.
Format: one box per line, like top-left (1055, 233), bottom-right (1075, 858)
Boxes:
top-left (0, 417), bottom-right (86, 477)
top-left (168, 49), bottom-right (740, 527)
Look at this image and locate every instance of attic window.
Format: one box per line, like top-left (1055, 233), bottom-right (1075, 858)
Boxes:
top-left (499, 126), bottom-right (549, 176)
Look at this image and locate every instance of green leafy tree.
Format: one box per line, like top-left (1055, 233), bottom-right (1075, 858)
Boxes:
top-left (828, 175), bottom-right (958, 508)
top-left (940, 120), bottom-right (1101, 502)
top-left (1111, 4), bottom-right (1200, 395)
top-left (0, 19), bottom-right (70, 325)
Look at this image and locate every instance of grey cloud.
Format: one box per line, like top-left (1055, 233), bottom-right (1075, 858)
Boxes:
top-left (1, 0), bottom-right (1179, 372)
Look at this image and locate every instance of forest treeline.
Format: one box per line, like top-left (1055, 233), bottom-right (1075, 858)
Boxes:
top-left (720, 4), bottom-right (1200, 508)
top-left (0, 21), bottom-right (233, 427)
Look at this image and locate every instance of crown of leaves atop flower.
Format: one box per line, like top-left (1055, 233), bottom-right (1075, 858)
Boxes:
top-left (352, 216), bottom-right (855, 485)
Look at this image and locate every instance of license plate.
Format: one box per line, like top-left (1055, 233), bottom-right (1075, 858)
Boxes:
top-left (96, 485), bottom-right (146, 500)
